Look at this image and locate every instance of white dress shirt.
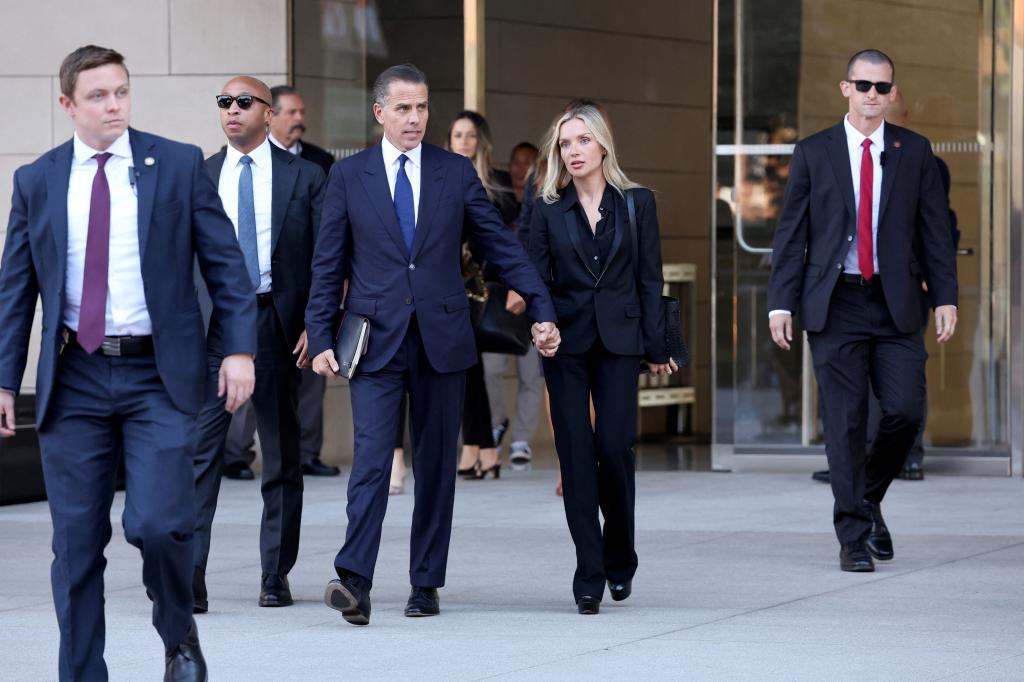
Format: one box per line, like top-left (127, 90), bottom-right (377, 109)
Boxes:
top-left (269, 133), bottom-right (301, 156)
top-left (768, 116), bottom-right (885, 319)
top-left (218, 138), bottom-right (274, 293)
top-left (65, 130), bottom-right (152, 335)
top-left (380, 135), bottom-right (422, 224)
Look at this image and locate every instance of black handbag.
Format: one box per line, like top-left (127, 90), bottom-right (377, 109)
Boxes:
top-left (625, 189), bottom-right (690, 369)
top-left (464, 255), bottom-right (533, 356)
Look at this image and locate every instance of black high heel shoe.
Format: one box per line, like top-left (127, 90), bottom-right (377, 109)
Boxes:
top-left (473, 462), bottom-right (501, 479)
top-left (458, 462), bottom-right (480, 478)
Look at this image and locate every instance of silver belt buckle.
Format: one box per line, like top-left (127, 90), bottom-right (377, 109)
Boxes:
top-left (101, 337), bottom-right (122, 356)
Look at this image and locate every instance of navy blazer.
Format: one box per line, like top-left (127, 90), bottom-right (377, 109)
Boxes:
top-left (767, 121), bottom-right (958, 333)
top-left (305, 142), bottom-right (556, 374)
top-left (200, 143), bottom-right (325, 346)
top-left (0, 128), bottom-right (257, 426)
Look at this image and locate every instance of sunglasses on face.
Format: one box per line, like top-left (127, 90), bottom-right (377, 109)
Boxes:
top-left (215, 94), bottom-right (272, 110)
top-left (848, 80), bottom-right (894, 95)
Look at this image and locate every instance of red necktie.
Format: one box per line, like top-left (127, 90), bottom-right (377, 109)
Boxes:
top-left (78, 152), bottom-right (112, 353)
top-left (857, 139), bottom-right (874, 280)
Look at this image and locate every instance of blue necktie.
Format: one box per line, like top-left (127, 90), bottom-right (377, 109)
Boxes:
top-left (394, 154), bottom-right (415, 252)
top-left (237, 155), bottom-right (260, 288)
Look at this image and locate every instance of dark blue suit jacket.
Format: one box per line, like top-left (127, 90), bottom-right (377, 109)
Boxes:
top-left (0, 128), bottom-right (257, 426)
top-left (305, 142), bottom-right (556, 374)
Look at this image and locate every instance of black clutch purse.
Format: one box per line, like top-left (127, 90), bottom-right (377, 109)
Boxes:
top-left (332, 309), bottom-right (370, 379)
top-left (465, 270), bottom-right (532, 356)
top-left (626, 189), bottom-right (689, 370)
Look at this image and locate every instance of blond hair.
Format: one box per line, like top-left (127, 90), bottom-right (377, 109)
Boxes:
top-left (445, 110), bottom-right (505, 202)
top-left (539, 104), bottom-right (641, 203)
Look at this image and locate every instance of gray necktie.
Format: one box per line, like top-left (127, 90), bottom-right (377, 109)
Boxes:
top-left (238, 155), bottom-right (259, 288)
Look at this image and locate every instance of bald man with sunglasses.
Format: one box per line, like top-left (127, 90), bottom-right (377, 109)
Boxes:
top-left (767, 50), bottom-right (957, 573)
top-left (191, 76), bottom-right (326, 611)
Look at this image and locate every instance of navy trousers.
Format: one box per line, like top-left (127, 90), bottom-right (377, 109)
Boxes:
top-left (337, 316), bottom-right (464, 587)
top-left (38, 345), bottom-right (197, 681)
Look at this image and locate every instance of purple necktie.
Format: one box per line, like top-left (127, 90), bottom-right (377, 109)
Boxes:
top-left (78, 152), bottom-right (112, 353)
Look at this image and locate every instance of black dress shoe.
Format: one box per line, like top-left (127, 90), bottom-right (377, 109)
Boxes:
top-left (608, 579), bottom-right (632, 602)
top-left (576, 596), bottom-right (600, 615)
top-left (865, 502), bottom-right (894, 560)
top-left (164, 619), bottom-right (207, 682)
top-left (193, 567), bottom-right (208, 614)
top-left (839, 542), bottom-right (875, 572)
top-left (404, 586), bottom-right (440, 617)
top-left (302, 457), bottom-right (341, 477)
top-left (259, 573), bottom-right (293, 607)
top-left (222, 461), bottom-right (255, 480)
top-left (898, 462), bottom-right (924, 481)
top-left (324, 574), bottom-right (371, 625)
top-left (811, 470), bottom-right (830, 483)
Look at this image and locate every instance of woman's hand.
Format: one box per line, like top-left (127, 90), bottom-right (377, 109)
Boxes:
top-left (646, 357), bottom-right (678, 376)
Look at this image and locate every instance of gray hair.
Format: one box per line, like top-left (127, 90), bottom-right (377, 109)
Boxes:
top-left (372, 63), bottom-right (428, 107)
top-left (270, 84), bottom-right (298, 110)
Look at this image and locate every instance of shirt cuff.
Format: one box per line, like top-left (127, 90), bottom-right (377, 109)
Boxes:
top-left (768, 309), bottom-right (791, 319)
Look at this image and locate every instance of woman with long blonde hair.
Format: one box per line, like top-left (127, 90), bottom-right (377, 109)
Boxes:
top-left (528, 103), bottom-right (676, 615)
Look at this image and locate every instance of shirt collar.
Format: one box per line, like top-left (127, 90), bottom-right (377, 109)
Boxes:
top-left (73, 129), bottom-right (132, 165)
top-left (225, 136), bottom-right (272, 169)
top-left (844, 114), bottom-right (885, 151)
top-left (269, 133), bottom-right (301, 155)
top-left (381, 135), bottom-right (422, 170)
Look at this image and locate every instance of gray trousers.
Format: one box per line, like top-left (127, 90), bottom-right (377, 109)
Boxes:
top-left (482, 348), bottom-right (544, 444)
top-left (225, 367), bottom-right (326, 467)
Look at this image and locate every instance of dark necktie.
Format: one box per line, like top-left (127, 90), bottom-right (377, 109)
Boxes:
top-left (394, 154), bottom-right (415, 251)
top-left (857, 139), bottom-right (874, 280)
top-left (237, 155), bottom-right (260, 288)
top-left (78, 152), bottom-right (113, 353)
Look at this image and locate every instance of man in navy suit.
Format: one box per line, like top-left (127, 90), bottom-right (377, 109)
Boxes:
top-left (768, 50), bottom-right (957, 573)
top-left (0, 46), bottom-right (256, 681)
top-left (306, 63), bottom-right (560, 625)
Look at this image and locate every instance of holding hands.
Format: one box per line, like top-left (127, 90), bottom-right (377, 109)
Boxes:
top-left (531, 321), bottom-right (561, 357)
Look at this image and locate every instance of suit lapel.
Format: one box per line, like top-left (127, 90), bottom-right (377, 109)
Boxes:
top-left (596, 192), bottom-right (625, 284)
top-left (878, 124), bottom-right (902, 225)
top-left (44, 141), bottom-right (74, 282)
top-left (129, 128), bottom-right (158, 258)
top-left (824, 121), bottom-right (856, 220)
top-left (560, 184), bottom-right (597, 281)
top-left (410, 145), bottom-right (446, 261)
top-left (358, 144), bottom-right (409, 258)
top-left (270, 145), bottom-right (298, 256)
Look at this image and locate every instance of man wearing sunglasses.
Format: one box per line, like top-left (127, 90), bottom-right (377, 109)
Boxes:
top-left (191, 76), bottom-right (326, 613)
top-left (767, 49), bottom-right (958, 573)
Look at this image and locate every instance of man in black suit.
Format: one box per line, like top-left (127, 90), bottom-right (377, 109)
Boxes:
top-left (768, 50), bottom-right (957, 572)
top-left (306, 64), bottom-right (559, 625)
top-left (191, 76), bottom-right (326, 611)
top-left (217, 84), bottom-right (342, 480)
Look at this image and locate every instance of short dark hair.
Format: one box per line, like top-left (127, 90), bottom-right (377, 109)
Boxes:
top-left (846, 49), bottom-right (895, 80)
top-left (270, 84), bottom-right (298, 110)
top-left (512, 141), bottom-right (538, 155)
top-left (372, 64), bottom-right (428, 107)
top-left (59, 45), bottom-right (128, 98)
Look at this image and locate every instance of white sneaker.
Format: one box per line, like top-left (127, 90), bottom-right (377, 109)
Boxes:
top-left (509, 442), bottom-right (532, 470)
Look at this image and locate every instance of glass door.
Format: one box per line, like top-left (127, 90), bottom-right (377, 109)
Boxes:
top-left (712, 0), bottom-right (1013, 469)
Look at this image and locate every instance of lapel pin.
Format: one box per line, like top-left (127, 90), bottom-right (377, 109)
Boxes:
top-left (144, 157), bottom-right (155, 166)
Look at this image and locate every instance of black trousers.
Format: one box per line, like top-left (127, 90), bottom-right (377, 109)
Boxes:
top-left (543, 339), bottom-right (640, 600)
top-left (192, 301), bottom-right (304, 574)
top-left (807, 282), bottom-right (927, 545)
top-left (462, 352), bottom-right (495, 448)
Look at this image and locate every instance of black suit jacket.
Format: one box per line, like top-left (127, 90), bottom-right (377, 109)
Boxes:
top-left (528, 184), bottom-right (667, 361)
top-left (767, 120), bottom-right (957, 333)
top-left (201, 142), bottom-right (326, 346)
top-left (300, 140), bottom-right (336, 177)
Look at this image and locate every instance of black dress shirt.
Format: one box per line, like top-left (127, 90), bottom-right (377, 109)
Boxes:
top-left (572, 185), bottom-right (616, 276)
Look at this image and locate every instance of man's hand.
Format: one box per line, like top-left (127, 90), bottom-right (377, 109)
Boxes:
top-left (769, 313), bottom-right (793, 351)
top-left (505, 290), bottom-right (526, 315)
top-left (648, 358), bottom-right (679, 376)
top-left (293, 330), bottom-right (310, 368)
top-left (935, 305), bottom-right (957, 344)
top-left (531, 321), bottom-right (561, 357)
top-left (312, 349), bottom-right (340, 376)
top-left (0, 389), bottom-right (15, 438)
top-left (218, 353), bottom-right (255, 413)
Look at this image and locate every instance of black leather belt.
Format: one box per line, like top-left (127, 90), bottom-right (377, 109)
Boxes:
top-left (64, 328), bottom-right (154, 356)
top-left (256, 292), bottom-right (274, 307)
top-left (839, 273), bottom-right (878, 287)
